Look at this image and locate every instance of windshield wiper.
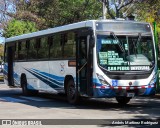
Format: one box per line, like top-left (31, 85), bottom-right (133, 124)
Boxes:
top-left (110, 32), bottom-right (125, 52)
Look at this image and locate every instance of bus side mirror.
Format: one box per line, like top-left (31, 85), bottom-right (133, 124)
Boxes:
top-left (89, 35), bottom-right (95, 48)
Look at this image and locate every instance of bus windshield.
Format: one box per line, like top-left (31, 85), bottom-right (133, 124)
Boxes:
top-left (97, 33), bottom-right (155, 71)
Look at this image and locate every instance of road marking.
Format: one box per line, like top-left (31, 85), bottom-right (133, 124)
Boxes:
top-left (20, 96), bottom-right (51, 101)
top-left (0, 97), bottom-right (27, 102)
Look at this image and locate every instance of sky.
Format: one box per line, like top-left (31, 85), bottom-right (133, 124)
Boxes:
top-left (0, 0), bottom-right (16, 44)
top-left (0, 29), bottom-right (5, 44)
top-left (0, 37), bottom-right (5, 44)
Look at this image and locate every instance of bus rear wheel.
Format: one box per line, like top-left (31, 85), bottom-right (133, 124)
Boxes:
top-left (67, 79), bottom-right (80, 104)
top-left (21, 76), bottom-right (38, 96)
top-left (116, 97), bottom-right (131, 105)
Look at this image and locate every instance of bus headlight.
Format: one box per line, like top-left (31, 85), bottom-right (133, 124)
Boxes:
top-left (96, 73), bottom-right (110, 86)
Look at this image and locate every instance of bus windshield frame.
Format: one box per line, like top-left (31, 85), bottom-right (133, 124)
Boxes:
top-left (96, 31), bottom-right (155, 72)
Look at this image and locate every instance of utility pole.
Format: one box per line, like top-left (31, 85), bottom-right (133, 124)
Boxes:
top-left (99, 0), bottom-right (107, 20)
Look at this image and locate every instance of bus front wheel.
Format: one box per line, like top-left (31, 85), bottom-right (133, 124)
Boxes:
top-left (116, 97), bottom-right (131, 105)
top-left (67, 79), bottom-right (80, 104)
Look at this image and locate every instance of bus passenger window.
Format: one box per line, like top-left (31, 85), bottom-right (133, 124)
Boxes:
top-left (63, 32), bottom-right (76, 58)
top-left (50, 34), bottom-right (62, 59)
top-left (37, 37), bottom-right (49, 59)
top-left (27, 39), bottom-right (37, 60)
top-left (18, 41), bottom-right (27, 60)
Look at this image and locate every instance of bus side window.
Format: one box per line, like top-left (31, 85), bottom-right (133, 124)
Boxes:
top-left (50, 34), bottom-right (62, 59)
top-left (18, 41), bottom-right (27, 60)
top-left (27, 39), bottom-right (37, 60)
top-left (37, 37), bottom-right (49, 59)
top-left (63, 32), bottom-right (76, 58)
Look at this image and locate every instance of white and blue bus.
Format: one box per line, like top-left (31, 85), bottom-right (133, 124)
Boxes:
top-left (4, 20), bottom-right (158, 104)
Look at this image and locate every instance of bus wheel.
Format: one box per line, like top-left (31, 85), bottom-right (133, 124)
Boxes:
top-left (21, 76), bottom-right (38, 96)
top-left (116, 97), bottom-right (131, 105)
top-left (67, 79), bottom-right (80, 104)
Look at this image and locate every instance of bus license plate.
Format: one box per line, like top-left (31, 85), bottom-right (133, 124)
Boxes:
top-left (127, 93), bottom-right (135, 97)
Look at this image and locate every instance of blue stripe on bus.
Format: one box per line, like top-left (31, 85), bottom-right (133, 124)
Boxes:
top-left (30, 68), bottom-right (64, 86)
top-left (25, 68), bottom-right (63, 89)
top-left (31, 69), bottom-right (64, 84)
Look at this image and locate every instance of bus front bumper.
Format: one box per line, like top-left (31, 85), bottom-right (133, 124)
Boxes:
top-left (93, 84), bottom-right (156, 98)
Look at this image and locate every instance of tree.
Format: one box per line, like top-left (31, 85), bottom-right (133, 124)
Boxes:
top-left (2, 0), bottom-right (160, 37)
top-left (104, 0), bottom-right (137, 19)
top-left (15, 0), bottom-right (138, 27)
top-left (14, 0), bottom-right (102, 29)
top-left (0, 0), bottom-right (16, 29)
top-left (57, 0), bottom-right (102, 25)
top-left (1, 0), bottom-right (142, 31)
top-left (4, 19), bottom-right (38, 38)
top-left (135, 0), bottom-right (160, 32)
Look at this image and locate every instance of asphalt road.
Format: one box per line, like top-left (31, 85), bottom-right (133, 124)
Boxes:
top-left (0, 82), bottom-right (160, 128)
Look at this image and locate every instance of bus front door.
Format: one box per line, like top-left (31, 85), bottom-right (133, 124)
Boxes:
top-left (76, 36), bottom-right (93, 96)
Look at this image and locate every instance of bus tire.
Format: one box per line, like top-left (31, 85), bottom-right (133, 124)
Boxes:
top-left (21, 76), bottom-right (38, 96)
top-left (67, 79), bottom-right (80, 104)
top-left (116, 97), bottom-right (131, 105)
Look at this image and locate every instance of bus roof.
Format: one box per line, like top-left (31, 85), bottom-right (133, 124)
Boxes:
top-left (5, 20), bottom-right (95, 43)
top-left (5, 19), bottom-right (149, 43)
